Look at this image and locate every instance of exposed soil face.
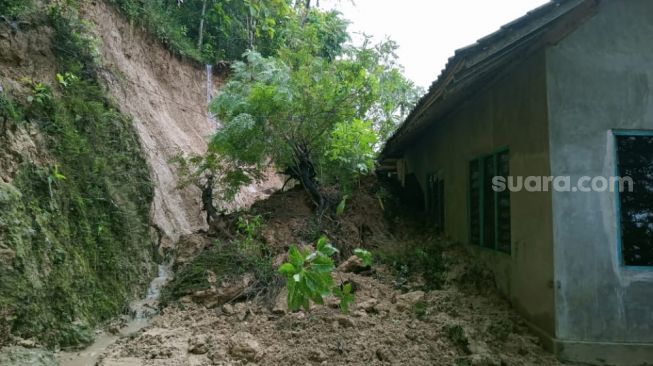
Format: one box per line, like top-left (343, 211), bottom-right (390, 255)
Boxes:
top-left (81, 1), bottom-right (282, 250)
top-left (96, 179), bottom-right (565, 366)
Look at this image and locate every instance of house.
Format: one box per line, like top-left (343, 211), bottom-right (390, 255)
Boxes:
top-left (379, 0), bottom-right (653, 364)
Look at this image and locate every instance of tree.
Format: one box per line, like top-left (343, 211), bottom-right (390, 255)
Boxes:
top-left (209, 32), bottom-right (418, 213)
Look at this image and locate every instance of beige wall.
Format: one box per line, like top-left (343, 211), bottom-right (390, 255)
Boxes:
top-left (403, 51), bottom-right (556, 341)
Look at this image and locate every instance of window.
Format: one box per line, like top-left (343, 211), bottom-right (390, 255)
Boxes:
top-left (469, 149), bottom-right (511, 253)
top-left (615, 132), bottom-right (653, 267)
top-left (427, 172), bottom-right (445, 233)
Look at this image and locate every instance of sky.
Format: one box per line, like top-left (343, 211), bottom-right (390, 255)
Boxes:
top-left (321, 0), bottom-right (549, 89)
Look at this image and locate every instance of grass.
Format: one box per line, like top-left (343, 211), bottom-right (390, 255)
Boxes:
top-left (160, 240), bottom-right (277, 307)
top-left (0, 3), bottom-right (155, 348)
top-left (376, 238), bottom-right (447, 291)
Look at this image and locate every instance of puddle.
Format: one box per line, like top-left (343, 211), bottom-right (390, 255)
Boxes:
top-left (57, 262), bottom-right (172, 366)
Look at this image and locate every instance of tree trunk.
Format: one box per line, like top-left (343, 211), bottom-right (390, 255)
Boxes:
top-left (287, 143), bottom-right (327, 214)
top-left (197, 0), bottom-right (208, 50)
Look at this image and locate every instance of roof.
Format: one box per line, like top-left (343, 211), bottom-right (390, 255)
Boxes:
top-left (380, 0), bottom-right (599, 159)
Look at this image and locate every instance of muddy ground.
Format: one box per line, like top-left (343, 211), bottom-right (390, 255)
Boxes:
top-left (90, 180), bottom-right (565, 366)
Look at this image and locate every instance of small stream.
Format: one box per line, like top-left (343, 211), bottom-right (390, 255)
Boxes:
top-left (57, 263), bottom-right (172, 366)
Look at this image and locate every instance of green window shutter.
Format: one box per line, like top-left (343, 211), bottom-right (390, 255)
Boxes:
top-left (469, 160), bottom-right (481, 245)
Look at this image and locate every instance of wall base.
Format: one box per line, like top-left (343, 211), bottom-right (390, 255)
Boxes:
top-left (555, 339), bottom-right (653, 365)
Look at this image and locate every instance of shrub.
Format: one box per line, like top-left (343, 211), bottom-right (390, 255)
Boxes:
top-left (445, 324), bottom-right (470, 354)
top-left (278, 236), bottom-right (338, 312)
top-left (377, 240), bottom-right (446, 290)
top-left (161, 242), bottom-right (275, 306)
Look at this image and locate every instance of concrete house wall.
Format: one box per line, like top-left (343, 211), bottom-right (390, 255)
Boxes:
top-left (401, 51), bottom-right (557, 342)
top-left (546, 0), bottom-right (653, 362)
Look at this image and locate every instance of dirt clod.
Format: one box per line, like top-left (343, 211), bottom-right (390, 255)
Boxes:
top-left (228, 332), bottom-right (261, 362)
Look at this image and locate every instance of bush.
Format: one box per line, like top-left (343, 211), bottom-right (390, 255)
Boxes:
top-left (161, 241), bottom-right (275, 306)
top-left (0, 0), bottom-right (34, 18)
top-left (377, 240), bottom-right (446, 290)
top-left (278, 236), bottom-right (339, 312)
top-left (445, 324), bottom-right (470, 354)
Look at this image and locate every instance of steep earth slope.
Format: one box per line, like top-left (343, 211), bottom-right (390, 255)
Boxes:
top-left (81, 1), bottom-right (281, 251)
top-left (0, 0), bottom-right (279, 354)
top-left (0, 6), bottom-right (155, 348)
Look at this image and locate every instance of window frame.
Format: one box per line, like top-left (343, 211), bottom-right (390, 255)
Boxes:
top-left (613, 129), bottom-right (653, 270)
top-left (468, 146), bottom-right (511, 254)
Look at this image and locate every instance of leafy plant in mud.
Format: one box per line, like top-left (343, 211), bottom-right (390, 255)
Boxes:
top-left (278, 236), bottom-right (339, 311)
top-left (237, 214), bottom-right (263, 240)
top-left (278, 236), bottom-right (372, 313)
top-left (236, 214), bottom-right (265, 257)
top-left (332, 282), bottom-right (355, 313)
top-left (354, 248), bottom-right (373, 267)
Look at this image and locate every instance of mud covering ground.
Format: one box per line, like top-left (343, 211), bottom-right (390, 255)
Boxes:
top-left (96, 179), bottom-right (565, 366)
top-left (97, 258), bottom-right (561, 366)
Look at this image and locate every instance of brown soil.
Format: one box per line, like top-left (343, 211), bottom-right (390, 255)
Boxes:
top-left (97, 179), bottom-right (565, 366)
top-left (81, 1), bottom-right (283, 250)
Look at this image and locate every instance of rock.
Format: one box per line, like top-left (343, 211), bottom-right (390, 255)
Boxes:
top-left (174, 234), bottom-right (211, 268)
top-left (192, 273), bottom-right (254, 308)
top-left (324, 296), bottom-right (340, 309)
top-left (376, 348), bottom-right (393, 362)
top-left (16, 338), bottom-right (36, 348)
top-left (107, 324), bottom-right (122, 335)
top-left (272, 288), bottom-right (288, 314)
top-left (0, 347), bottom-right (58, 366)
top-left (395, 291), bottom-right (425, 311)
top-left (375, 300), bottom-right (392, 313)
top-left (228, 332), bottom-right (261, 362)
top-left (308, 349), bottom-right (328, 362)
top-left (234, 302), bottom-right (249, 321)
top-left (208, 347), bottom-right (227, 364)
top-left (469, 353), bottom-right (501, 366)
top-left (334, 315), bottom-right (355, 328)
top-left (357, 298), bottom-right (378, 312)
top-left (222, 303), bottom-right (235, 315)
top-left (188, 334), bottom-right (211, 354)
top-left (337, 255), bottom-right (368, 273)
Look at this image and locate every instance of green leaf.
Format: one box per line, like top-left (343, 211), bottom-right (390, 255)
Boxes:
top-left (316, 236), bottom-right (338, 257)
top-left (310, 255), bottom-right (335, 273)
top-left (354, 248), bottom-right (373, 267)
top-left (288, 245), bottom-right (305, 268)
top-left (336, 195), bottom-right (348, 216)
top-left (333, 283), bottom-right (355, 314)
top-left (278, 263), bottom-right (295, 276)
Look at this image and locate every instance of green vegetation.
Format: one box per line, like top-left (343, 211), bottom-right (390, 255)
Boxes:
top-left (377, 240), bottom-right (446, 291)
top-left (158, 1), bottom-right (422, 215)
top-left (354, 248), bottom-right (373, 267)
top-left (0, 0), bottom-right (35, 18)
top-left (208, 41), bottom-right (418, 212)
top-left (161, 240), bottom-right (275, 306)
top-left (332, 282), bottom-right (355, 314)
top-left (278, 236), bottom-right (369, 313)
top-left (278, 236), bottom-right (339, 311)
top-left (445, 324), bottom-right (471, 354)
top-left (0, 3), bottom-right (154, 348)
top-left (106, 0), bottom-right (312, 63)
